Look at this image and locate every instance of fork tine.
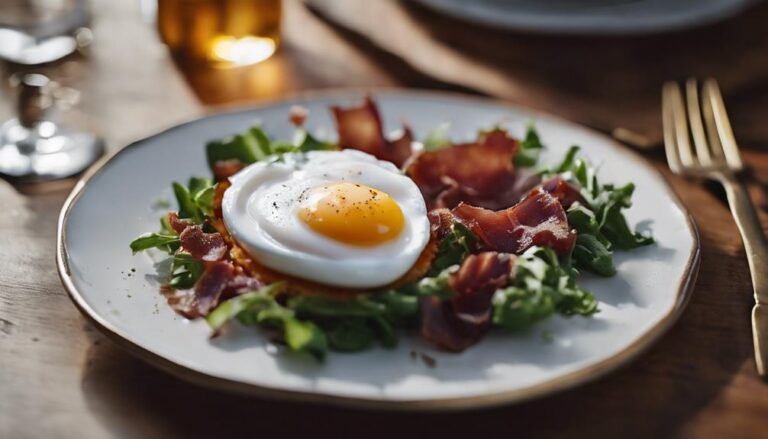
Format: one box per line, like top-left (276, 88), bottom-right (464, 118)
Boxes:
top-left (701, 82), bottom-right (725, 161)
top-left (685, 78), bottom-right (712, 166)
top-left (665, 81), bottom-right (696, 168)
top-left (703, 78), bottom-right (744, 170)
top-left (662, 81), bottom-right (682, 174)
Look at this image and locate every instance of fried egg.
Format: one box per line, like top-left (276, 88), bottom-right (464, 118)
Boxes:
top-left (221, 150), bottom-right (430, 288)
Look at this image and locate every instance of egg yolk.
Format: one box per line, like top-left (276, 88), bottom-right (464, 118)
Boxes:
top-left (298, 182), bottom-right (405, 246)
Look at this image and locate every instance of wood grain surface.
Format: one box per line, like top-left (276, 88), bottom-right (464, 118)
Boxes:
top-left (2, 1), bottom-right (768, 438)
top-left (307, 0), bottom-right (768, 149)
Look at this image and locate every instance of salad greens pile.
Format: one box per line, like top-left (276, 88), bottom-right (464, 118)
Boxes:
top-left (130, 122), bottom-right (652, 360)
top-left (541, 146), bottom-right (654, 277)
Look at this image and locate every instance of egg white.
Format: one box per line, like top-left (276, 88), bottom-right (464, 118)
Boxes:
top-left (221, 150), bottom-right (431, 288)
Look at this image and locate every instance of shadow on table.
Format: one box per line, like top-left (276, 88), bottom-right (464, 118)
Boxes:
top-left (79, 240), bottom-right (752, 439)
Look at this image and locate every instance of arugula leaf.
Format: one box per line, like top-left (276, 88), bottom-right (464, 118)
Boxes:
top-left (129, 233), bottom-right (179, 253)
top-left (205, 126), bottom-right (276, 169)
top-left (193, 186), bottom-right (215, 217)
top-left (553, 145), bottom-right (582, 175)
top-left (206, 125), bottom-right (338, 174)
top-left (411, 265), bottom-right (457, 299)
top-left (206, 283), bottom-right (283, 330)
top-left (325, 318), bottom-right (374, 352)
top-left (171, 177), bottom-right (215, 224)
top-left (428, 221), bottom-right (477, 276)
top-left (288, 295), bottom-right (387, 318)
top-left (493, 246), bottom-right (597, 331)
top-left (542, 146), bottom-right (653, 272)
top-left (492, 286), bottom-right (556, 331)
top-left (205, 134), bottom-right (259, 170)
top-left (572, 233), bottom-right (616, 277)
top-left (168, 253), bottom-right (203, 289)
top-left (592, 183), bottom-right (654, 249)
top-left (187, 177), bottom-right (213, 198)
top-left (287, 291), bottom-right (418, 350)
top-left (159, 215), bottom-right (175, 235)
top-left (172, 182), bottom-right (202, 223)
top-left (370, 316), bottom-right (398, 348)
top-left (293, 128), bottom-right (336, 152)
top-left (206, 283), bottom-right (328, 360)
top-left (567, 204), bottom-right (616, 276)
top-left (423, 122), bottom-right (452, 151)
top-left (256, 306), bottom-right (328, 360)
top-left (368, 290), bottom-right (418, 320)
top-left (514, 122), bottom-right (545, 167)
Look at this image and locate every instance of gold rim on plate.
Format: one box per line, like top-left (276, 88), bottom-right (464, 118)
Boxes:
top-left (56, 89), bottom-right (701, 411)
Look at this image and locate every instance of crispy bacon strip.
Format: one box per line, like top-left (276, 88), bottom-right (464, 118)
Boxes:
top-left (421, 252), bottom-right (516, 352)
top-left (167, 212), bottom-right (191, 235)
top-left (452, 188), bottom-right (576, 255)
top-left (451, 252), bottom-right (515, 317)
top-left (331, 97), bottom-right (413, 168)
top-left (406, 129), bottom-right (523, 210)
top-left (213, 160), bottom-right (245, 181)
top-left (427, 208), bottom-right (454, 240)
top-left (162, 265), bottom-right (262, 319)
top-left (179, 226), bottom-right (227, 262)
top-left (541, 176), bottom-right (585, 209)
top-left (289, 105), bottom-right (308, 127)
top-left (164, 261), bottom-right (235, 319)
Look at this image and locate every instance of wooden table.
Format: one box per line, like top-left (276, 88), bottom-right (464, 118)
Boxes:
top-left (2, 1), bottom-right (768, 438)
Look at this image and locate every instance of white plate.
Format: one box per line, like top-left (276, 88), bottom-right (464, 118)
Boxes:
top-left (412, 0), bottom-right (756, 34)
top-left (57, 90), bottom-right (699, 410)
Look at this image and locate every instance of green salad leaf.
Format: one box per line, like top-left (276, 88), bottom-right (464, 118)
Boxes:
top-left (130, 176), bottom-right (215, 257)
top-left (513, 122), bottom-right (545, 168)
top-left (324, 319), bottom-right (375, 352)
top-left (286, 290), bottom-right (421, 351)
top-left (171, 177), bottom-right (214, 224)
top-left (408, 265), bottom-right (457, 299)
top-left (541, 146), bottom-right (654, 275)
top-left (206, 125), bottom-right (337, 173)
top-left (293, 128), bottom-right (336, 152)
top-left (423, 122), bottom-right (452, 151)
top-left (493, 246), bottom-right (597, 331)
top-left (129, 233), bottom-right (179, 253)
top-left (168, 253), bottom-right (203, 289)
top-left (288, 295), bottom-right (388, 318)
top-left (428, 221), bottom-right (477, 276)
top-left (206, 282), bottom-right (328, 360)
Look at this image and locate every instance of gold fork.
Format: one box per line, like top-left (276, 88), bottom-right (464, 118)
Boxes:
top-left (662, 78), bottom-right (768, 378)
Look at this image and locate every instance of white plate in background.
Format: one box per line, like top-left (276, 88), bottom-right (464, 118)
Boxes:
top-left (412, 0), bottom-right (756, 34)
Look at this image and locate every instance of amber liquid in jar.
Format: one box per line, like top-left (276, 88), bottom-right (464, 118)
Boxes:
top-left (157, 0), bottom-right (281, 67)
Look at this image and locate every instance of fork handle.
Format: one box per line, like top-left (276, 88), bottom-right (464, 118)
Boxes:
top-left (720, 175), bottom-right (768, 303)
top-left (720, 175), bottom-right (768, 378)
